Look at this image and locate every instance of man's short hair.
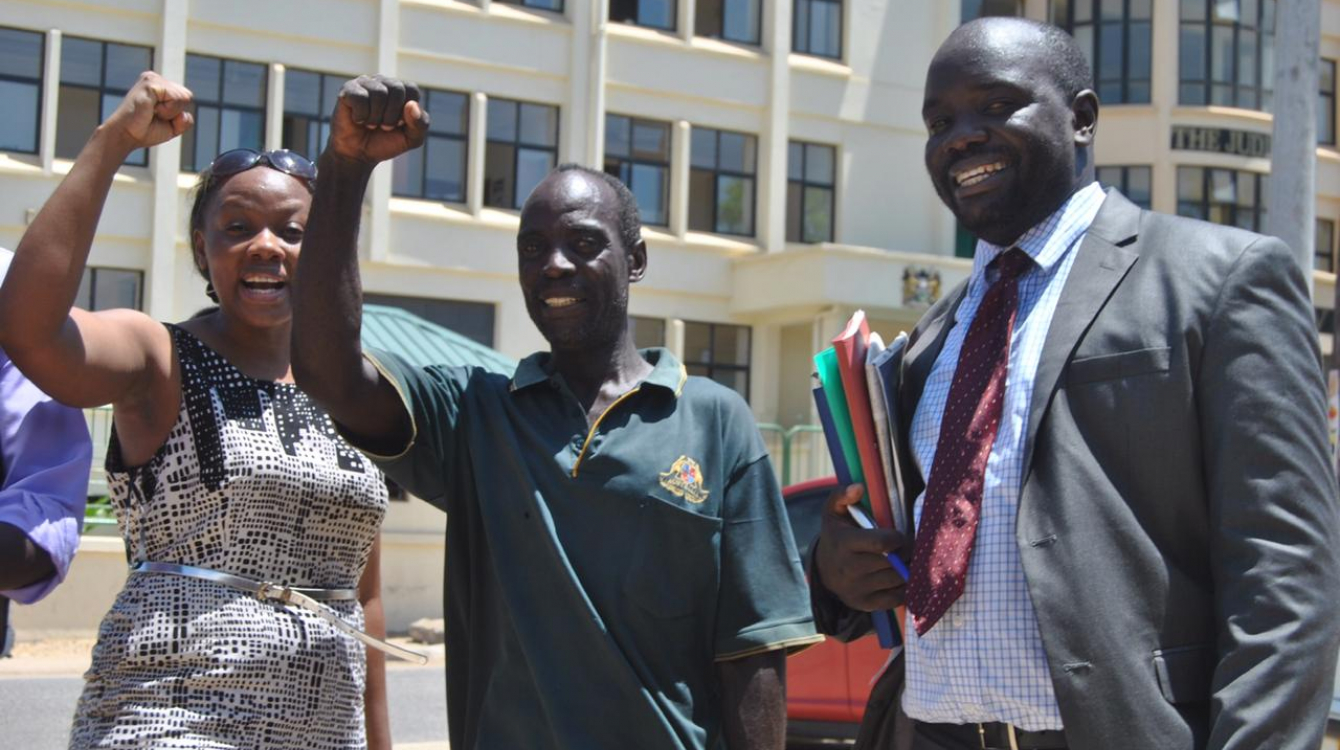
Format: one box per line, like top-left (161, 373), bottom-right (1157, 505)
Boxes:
top-left (554, 163), bottom-right (643, 252)
top-left (956, 18), bottom-right (1094, 101)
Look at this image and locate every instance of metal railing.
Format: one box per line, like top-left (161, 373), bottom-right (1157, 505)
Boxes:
top-left (758, 424), bottom-right (834, 487)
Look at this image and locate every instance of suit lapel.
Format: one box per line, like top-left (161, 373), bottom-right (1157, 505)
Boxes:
top-left (1020, 191), bottom-right (1143, 479)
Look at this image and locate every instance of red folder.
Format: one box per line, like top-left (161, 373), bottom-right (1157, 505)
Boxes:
top-left (832, 311), bottom-right (895, 530)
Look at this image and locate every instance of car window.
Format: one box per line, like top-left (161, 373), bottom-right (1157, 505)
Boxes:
top-left (783, 485), bottom-right (833, 559)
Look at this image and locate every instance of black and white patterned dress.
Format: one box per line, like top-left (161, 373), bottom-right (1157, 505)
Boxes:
top-left (70, 325), bottom-right (388, 749)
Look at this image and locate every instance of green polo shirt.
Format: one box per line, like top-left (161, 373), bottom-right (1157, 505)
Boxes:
top-left (352, 347), bottom-right (820, 750)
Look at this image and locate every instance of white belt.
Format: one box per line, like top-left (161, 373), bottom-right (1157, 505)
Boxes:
top-left (129, 561), bottom-right (429, 664)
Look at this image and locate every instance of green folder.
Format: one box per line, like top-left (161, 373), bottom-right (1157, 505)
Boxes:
top-left (814, 347), bottom-right (873, 516)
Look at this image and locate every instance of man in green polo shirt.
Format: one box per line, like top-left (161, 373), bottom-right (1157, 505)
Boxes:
top-left (292, 75), bottom-right (821, 750)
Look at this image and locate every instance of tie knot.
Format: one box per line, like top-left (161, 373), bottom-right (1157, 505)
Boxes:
top-left (992, 248), bottom-right (1033, 281)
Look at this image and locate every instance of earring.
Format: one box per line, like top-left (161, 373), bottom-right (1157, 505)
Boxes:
top-left (205, 282), bottom-right (219, 303)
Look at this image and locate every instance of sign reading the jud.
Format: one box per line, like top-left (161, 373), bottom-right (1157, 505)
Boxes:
top-left (1170, 126), bottom-right (1271, 158)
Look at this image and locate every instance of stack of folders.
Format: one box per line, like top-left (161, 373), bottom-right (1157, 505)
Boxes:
top-left (813, 310), bottom-right (911, 650)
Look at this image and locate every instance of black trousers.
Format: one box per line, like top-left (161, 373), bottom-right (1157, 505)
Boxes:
top-left (911, 721), bottom-right (1069, 750)
top-left (0, 595), bottom-right (10, 657)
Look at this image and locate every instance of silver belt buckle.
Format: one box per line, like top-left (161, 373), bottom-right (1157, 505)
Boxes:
top-left (255, 581), bottom-right (293, 603)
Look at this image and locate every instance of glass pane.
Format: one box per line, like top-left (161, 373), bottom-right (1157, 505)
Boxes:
top-left (713, 324), bottom-right (749, 366)
top-left (1241, 0), bottom-right (1258, 25)
top-left (632, 119), bottom-right (669, 162)
top-left (606, 114), bottom-right (631, 157)
top-left (1074, 25), bottom-right (1095, 70)
top-left (1180, 25), bottom-right (1206, 81)
top-left (630, 162), bottom-right (667, 225)
top-left (1320, 95), bottom-right (1335, 144)
top-left (60, 37), bottom-right (102, 86)
top-left (1099, 22), bottom-right (1122, 82)
top-left (1237, 170), bottom-right (1256, 207)
top-left (185, 54), bottom-right (221, 102)
top-left (723, 0), bottom-right (761, 43)
top-left (812, 0), bottom-right (841, 58)
top-left (1100, 0), bottom-right (1122, 20)
top-left (803, 185), bottom-right (833, 242)
top-left (1238, 30), bottom-right (1257, 87)
top-left (487, 98), bottom-right (517, 141)
top-left (697, 0), bottom-right (724, 36)
top-left (1128, 82), bottom-right (1152, 102)
top-left (691, 127), bottom-right (717, 168)
top-left (285, 69), bottom-right (321, 116)
top-left (1211, 25), bottom-right (1234, 83)
top-left (1131, 0), bottom-right (1152, 18)
top-left (1181, 0), bottom-right (1204, 20)
top-left (611, 0), bottom-right (638, 23)
top-left (0, 80), bottom-right (39, 152)
top-left (1129, 22), bottom-right (1152, 80)
top-left (429, 90), bottom-right (468, 136)
top-left (1126, 167), bottom-right (1152, 207)
top-left (688, 168), bottom-right (715, 231)
top-left (105, 43), bottom-right (150, 91)
top-left (1261, 0), bottom-right (1275, 32)
top-left (218, 108), bottom-right (263, 154)
top-left (1211, 83), bottom-right (1234, 105)
top-left (92, 268), bottom-right (141, 310)
top-left (711, 368), bottom-right (748, 398)
top-left (630, 316), bottom-right (665, 349)
top-left (684, 321), bottom-right (712, 363)
top-left (221, 60), bottom-right (266, 107)
top-left (1213, 0), bottom-right (1239, 21)
top-left (392, 148), bottom-right (425, 197)
top-left (788, 141), bottom-right (804, 181)
top-left (805, 143), bottom-right (835, 184)
top-left (1323, 61), bottom-right (1336, 93)
top-left (1177, 167), bottom-right (1204, 202)
top-left (0, 28), bottom-right (42, 79)
top-left (787, 181), bottom-right (803, 242)
top-left (1098, 81), bottom-right (1122, 103)
top-left (795, 0), bottom-right (811, 53)
top-left (425, 136), bottom-right (466, 202)
top-left (1075, 0), bottom-right (1092, 23)
top-left (1210, 169), bottom-right (1235, 203)
top-left (515, 147), bottom-right (553, 208)
top-left (484, 141), bottom-right (516, 208)
top-left (56, 85), bottom-right (99, 159)
top-left (74, 269), bottom-right (93, 310)
top-left (719, 130), bottom-right (749, 173)
top-left (715, 174), bottom-right (754, 235)
top-left (103, 92), bottom-right (147, 165)
top-left (639, 0), bottom-right (675, 28)
top-left (518, 102), bottom-right (557, 146)
top-left (322, 74), bottom-right (344, 114)
top-left (1095, 165), bottom-right (1119, 188)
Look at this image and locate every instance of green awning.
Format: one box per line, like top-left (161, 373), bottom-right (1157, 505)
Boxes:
top-left (360, 303), bottom-right (516, 374)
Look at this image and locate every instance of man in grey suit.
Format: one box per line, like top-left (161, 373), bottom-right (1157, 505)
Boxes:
top-left (810, 17), bottom-right (1340, 750)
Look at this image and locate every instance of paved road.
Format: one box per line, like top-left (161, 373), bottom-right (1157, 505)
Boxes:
top-left (0, 664), bottom-right (448, 749)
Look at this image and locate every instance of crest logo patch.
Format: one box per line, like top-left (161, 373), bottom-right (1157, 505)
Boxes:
top-left (659, 456), bottom-right (710, 504)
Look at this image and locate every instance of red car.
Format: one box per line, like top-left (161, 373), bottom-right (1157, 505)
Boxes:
top-left (782, 476), bottom-right (889, 745)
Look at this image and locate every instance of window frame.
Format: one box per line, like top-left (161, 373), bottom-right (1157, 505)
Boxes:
top-left (1321, 58), bottom-right (1336, 146)
top-left (792, 0), bottom-right (844, 60)
top-left (0, 25), bottom-right (45, 156)
top-left (1178, 0), bottom-right (1276, 110)
top-left (180, 53), bottom-right (269, 173)
top-left (609, 0), bottom-right (677, 31)
top-left (1053, 0), bottom-right (1153, 105)
top-left (484, 96), bottom-right (560, 211)
top-left (56, 36), bottom-right (154, 167)
top-left (689, 125), bottom-right (759, 238)
top-left (695, 0), bottom-right (763, 47)
top-left (281, 67), bottom-right (348, 163)
top-left (682, 320), bottom-right (752, 402)
top-left (391, 86), bottom-right (471, 205)
top-left (1317, 217), bottom-right (1336, 273)
top-left (786, 140), bottom-right (837, 244)
top-left (604, 113), bottom-right (672, 228)
top-left (494, 0), bottom-right (566, 13)
top-left (77, 265), bottom-right (145, 312)
top-left (1175, 165), bottom-right (1269, 232)
top-left (1095, 164), bottom-right (1152, 209)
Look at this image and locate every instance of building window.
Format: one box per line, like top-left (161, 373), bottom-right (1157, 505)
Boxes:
top-left (485, 98), bottom-right (558, 210)
top-left (696, 0), bottom-right (762, 46)
top-left (56, 37), bottom-right (153, 166)
top-left (605, 114), bottom-right (670, 227)
top-left (961, 0), bottom-right (1023, 20)
top-left (683, 320), bottom-right (751, 400)
top-left (1321, 59), bottom-right (1336, 146)
top-left (689, 126), bottom-right (757, 237)
top-left (1317, 218), bottom-right (1335, 272)
top-left (496, 0), bottom-right (564, 12)
top-left (0, 27), bottom-right (44, 155)
top-left (630, 316), bottom-right (665, 349)
top-left (1179, 0), bottom-right (1276, 110)
top-left (787, 141), bottom-right (836, 243)
top-left (181, 54), bottom-right (267, 172)
top-left (1096, 165), bottom-right (1152, 209)
top-left (393, 88), bottom-right (469, 204)
top-left (794, 0), bottom-right (843, 59)
top-left (363, 293), bottom-right (496, 348)
top-left (282, 69), bottom-right (345, 163)
top-left (610, 0), bottom-right (676, 30)
top-left (1176, 166), bottom-right (1268, 231)
top-left (76, 267), bottom-right (143, 311)
top-left (1053, 0), bottom-right (1152, 104)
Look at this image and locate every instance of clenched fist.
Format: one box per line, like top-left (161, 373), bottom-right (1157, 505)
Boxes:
top-left (327, 75), bottom-right (430, 165)
top-left (100, 71), bottom-right (193, 152)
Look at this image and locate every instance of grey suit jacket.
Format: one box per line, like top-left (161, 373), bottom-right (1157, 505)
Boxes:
top-left (810, 190), bottom-right (1340, 750)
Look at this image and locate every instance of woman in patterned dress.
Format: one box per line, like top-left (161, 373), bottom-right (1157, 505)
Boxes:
top-left (0, 72), bottom-right (391, 749)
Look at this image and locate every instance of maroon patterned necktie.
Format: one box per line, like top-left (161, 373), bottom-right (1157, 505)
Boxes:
top-left (905, 249), bottom-right (1033, 636)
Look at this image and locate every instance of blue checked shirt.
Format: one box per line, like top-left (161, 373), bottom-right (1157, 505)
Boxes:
top-left (902, 182), bottom-right (1107, 730)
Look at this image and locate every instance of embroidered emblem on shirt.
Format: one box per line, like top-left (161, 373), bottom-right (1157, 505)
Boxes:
top-left (659, 456), bottom-right (710, 504)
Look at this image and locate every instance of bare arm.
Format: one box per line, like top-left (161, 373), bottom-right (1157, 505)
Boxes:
top-left (291, 76), bottom-right (427, 453)
top-left (717, 650), bottom-right (787, 750)
top-left (358, 535), bottom-right (391, 750)
top-left (0, 73), bottom-right (192, 409)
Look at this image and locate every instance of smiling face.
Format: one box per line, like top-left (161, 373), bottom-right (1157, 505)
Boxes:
top-left (922, 23), bottom-right (1096, 246)
top-left (517, 170), bottom-right (647, 353)
top-left (192, 167), bottom-right (310, 330)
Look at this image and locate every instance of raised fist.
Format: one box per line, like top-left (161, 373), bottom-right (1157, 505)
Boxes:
top-left (327, 75), bottom-right (429, 165)
top-left (101, 71), bottom-right (193, 151)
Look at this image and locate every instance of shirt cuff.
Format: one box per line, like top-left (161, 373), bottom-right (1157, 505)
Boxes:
top-left (0, 497), bottom-right (82, 604)
top-left (331, 350), bottom-right (419, 462)
top-left (715, 620), bottom-right (825, 662)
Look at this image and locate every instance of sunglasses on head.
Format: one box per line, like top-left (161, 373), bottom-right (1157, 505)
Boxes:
top-left (208, 148), bottom-right (318, 182)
